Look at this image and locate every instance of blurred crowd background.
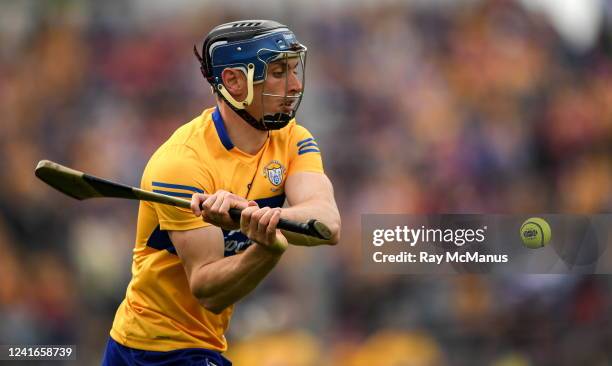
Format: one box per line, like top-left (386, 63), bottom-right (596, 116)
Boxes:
top-left (1, 0), bottom-right (612, 365)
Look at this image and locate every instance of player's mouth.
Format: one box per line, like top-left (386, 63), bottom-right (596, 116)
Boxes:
top-left (278, 100), bottom-right (294, 112)
top-left (281, 98), bottom-right (298, 107)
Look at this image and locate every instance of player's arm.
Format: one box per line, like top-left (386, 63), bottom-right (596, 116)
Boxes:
top-left (281, 171), bottom-right (341, 246)
top-left (169, 204), bottom-right (287, 314)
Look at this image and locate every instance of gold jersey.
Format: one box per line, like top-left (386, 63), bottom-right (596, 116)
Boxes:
top-left (110, 107), bottom-right (323, 352)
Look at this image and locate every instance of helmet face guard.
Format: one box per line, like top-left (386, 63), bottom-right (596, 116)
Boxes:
top-left (258, 49), bottom-right (306, 129)
top-left (195, 21), bottom-right (307, 130)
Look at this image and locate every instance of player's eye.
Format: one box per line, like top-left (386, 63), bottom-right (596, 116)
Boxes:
top-left (272, 70), bottom-right (285, 78)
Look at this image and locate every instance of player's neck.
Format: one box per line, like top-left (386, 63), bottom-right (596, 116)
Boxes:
top-left (218, 103), bottom-right (268, 155)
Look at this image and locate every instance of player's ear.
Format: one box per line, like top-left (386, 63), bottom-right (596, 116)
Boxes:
top-left (221, 68), bottom-right (247, 100)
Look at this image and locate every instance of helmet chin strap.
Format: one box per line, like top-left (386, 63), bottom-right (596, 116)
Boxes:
top-left (217, 63), bottom-right (291, 131)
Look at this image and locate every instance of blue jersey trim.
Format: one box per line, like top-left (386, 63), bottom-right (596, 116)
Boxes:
top-left (146, 225), bottom-right (177, 254)
top-left (297, 137), bottom-right (314, 146)
top-left (212, 107), bottom-right (235, 150)
top-left (298, 142), bottom-right (318, 150)
top-left (153, 190), bottom-right (193, 198)
top-left (152, 182), bottom-right (204, 193)
top-left (298, 148), bottom-right (320, 155)
top-left (254, 193), bottom-right (286, 208)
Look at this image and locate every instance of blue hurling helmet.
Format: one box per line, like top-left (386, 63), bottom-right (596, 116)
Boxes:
top-left (194, 20), bottom-right (307, 130)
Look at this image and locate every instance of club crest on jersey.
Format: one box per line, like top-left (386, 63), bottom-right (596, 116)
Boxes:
top-left (263, 160), bottom-right (285, 187)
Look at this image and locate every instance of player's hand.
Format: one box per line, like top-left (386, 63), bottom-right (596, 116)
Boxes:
top-left (240, 201), bottom-right (288, 255)
top-left (191, 190), bottom-right (249, 230)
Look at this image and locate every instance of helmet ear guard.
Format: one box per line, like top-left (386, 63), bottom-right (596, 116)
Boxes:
top-left (216, 63), bottom-right (255, 110)
top-left (195, 20), bottom-right (307, 130)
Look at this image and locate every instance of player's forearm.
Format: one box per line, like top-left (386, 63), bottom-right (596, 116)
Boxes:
top-left (190, 244), bottom-right (282, 313)
top-left (281, 199), bottom-right (341, 246)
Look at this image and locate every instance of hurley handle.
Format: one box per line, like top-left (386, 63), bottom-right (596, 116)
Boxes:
top-left (224, 207), bottom-right (332, 240)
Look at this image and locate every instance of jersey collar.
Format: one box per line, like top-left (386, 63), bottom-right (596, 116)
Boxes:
top-left (212, 107), bottom-right (234, 150)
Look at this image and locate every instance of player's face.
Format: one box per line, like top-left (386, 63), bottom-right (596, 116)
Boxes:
top-left (247, 56), bottom-right (304, 120)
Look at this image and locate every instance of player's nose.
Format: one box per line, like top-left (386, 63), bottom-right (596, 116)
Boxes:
top-left (288, 72), bottom-right (302, 94)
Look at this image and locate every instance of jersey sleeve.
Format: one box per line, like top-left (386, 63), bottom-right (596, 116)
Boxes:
top-left (287, 124), bottom-right (324, 176)
top-left (142, 144), bottom-right (215, 231)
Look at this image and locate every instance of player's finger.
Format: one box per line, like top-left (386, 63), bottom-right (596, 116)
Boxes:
top-left (251, 207), bottom-right (270, 234)
top-left (222, 193), bottom-right (248, 212)
top-left (191, 193), bottom-right (207, 216)
top-left (257, 207), bottom-right (275, 232)
top-left (266, 208), bottom-right (281, 239)
top-left (268, 209), bottom-right (281, 232)
top-left (219, 194), bottom-right (233, 214)
top-left (240, 205), bottom-right (258, 233)
top-left (232, 196), bottom-right (250, 210)
top-left (202, 194), bottom-right (217, 212)
top-left (210, 191), bottom-right (227, 214)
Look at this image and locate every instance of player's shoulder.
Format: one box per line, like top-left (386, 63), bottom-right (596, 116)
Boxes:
top-left (153, 109), bottom-right (216, 160)
top-left (142, 141), bottom-right (213, 193)
top-left (144, 143), bottom-right (199, 185)
top-left (165, 108), bottom-right (215, 148)
top-left (145, 109), bottom-right (217, 176)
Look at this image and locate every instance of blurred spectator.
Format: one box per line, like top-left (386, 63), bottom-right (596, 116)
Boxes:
top-left (342, 330), bottom-right (444, 366)
top-left (227, 330), bottom-right (321, 366)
